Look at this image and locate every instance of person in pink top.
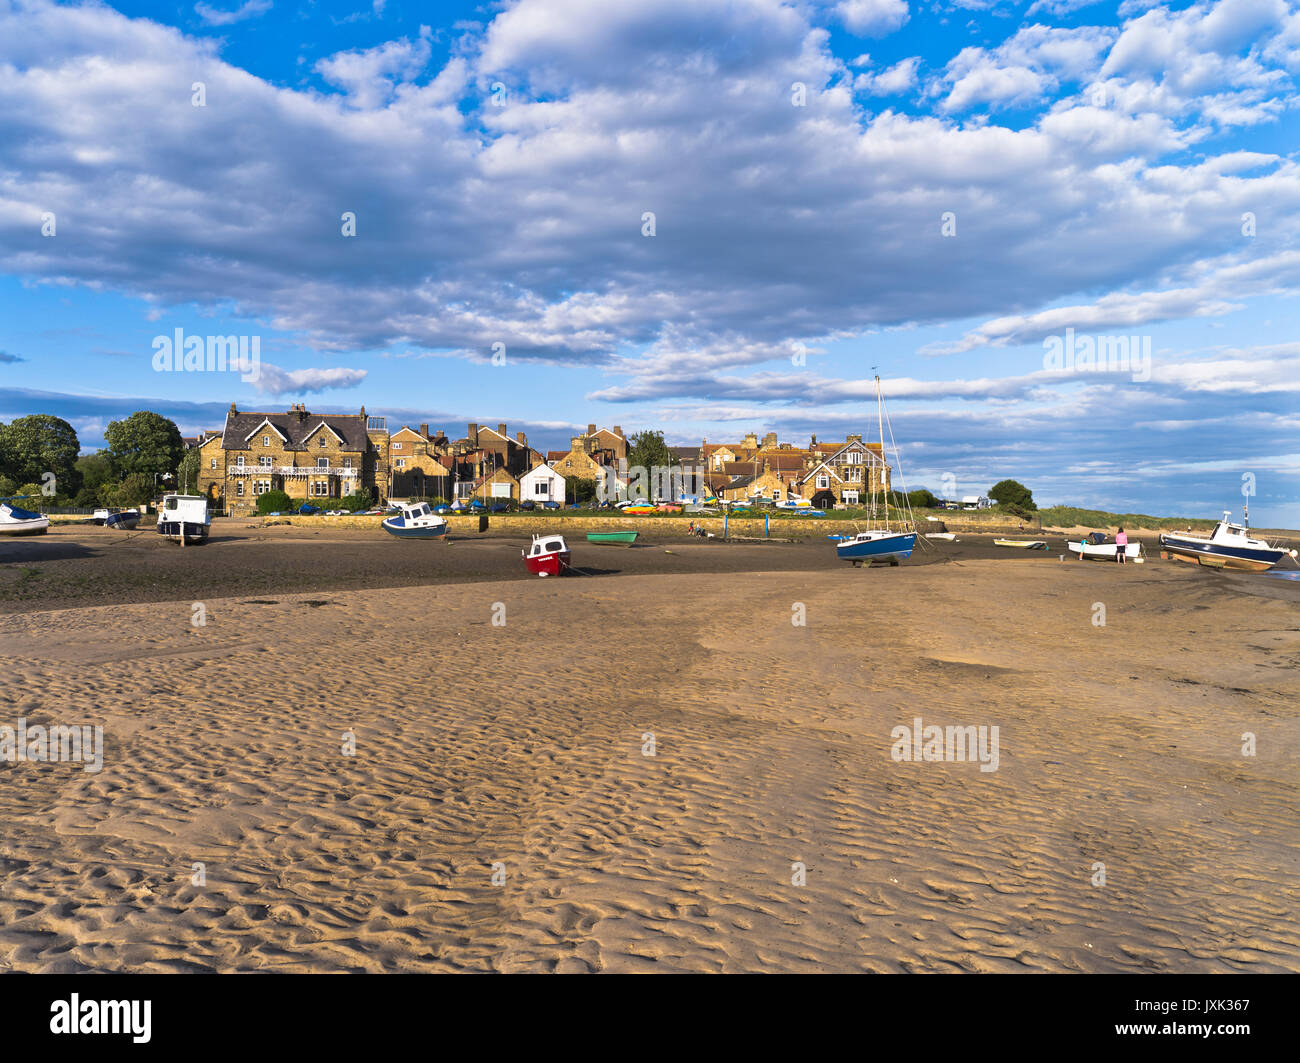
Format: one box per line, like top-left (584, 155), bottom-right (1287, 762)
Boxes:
top-left (1115, 526), bottom-right (1128, 564)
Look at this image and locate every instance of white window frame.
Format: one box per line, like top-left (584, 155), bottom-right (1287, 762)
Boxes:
top-left (316, 458), bottom-right (330, 470)
top-left (263, 436), bottom-right (270, 447)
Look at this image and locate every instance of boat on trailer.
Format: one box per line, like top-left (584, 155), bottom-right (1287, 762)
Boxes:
top-left (1159, 510), bottom-right (1295, 572)
top-left (0, 498), bottom-right (49, 536)
top-left (523, 534), bottom-right (571, 576)
top-left (157, 494), bottom-right (210, 544)
top-left (382, 502), bottom-right (448, 539)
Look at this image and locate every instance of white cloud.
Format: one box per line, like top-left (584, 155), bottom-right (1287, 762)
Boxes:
top-left (194, 0), bottom-right (272, 27)
top-left (0, 0), bottom-right (1297, 399)
top-left (937, 24), bottom-right (1118, 112)
top-left (315, 33), bottom-right (433, 108)
top-left (251, 364), bottom-right (369, 396)
top-left (836, 0), bottom-right (909, 38)
top-left (855, 56), bottom-right (920, 95)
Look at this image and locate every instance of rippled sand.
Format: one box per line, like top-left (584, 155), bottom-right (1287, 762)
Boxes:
top-left (0, 559), bottom-right (1296, 972)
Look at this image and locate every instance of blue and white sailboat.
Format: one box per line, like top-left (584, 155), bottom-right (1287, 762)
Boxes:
top-left (836, 375), bottom-right (917, 566)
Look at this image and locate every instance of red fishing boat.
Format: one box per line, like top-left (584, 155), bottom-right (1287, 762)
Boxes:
top-left (523, 534), bottom-right (571, 577)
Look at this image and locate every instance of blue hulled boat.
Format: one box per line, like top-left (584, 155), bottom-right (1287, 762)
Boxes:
top-left (382, 502), bottom-right (448, 539)
top-left (836, 529), bottom-right (917, 564)
top-left (834, 375), bottom-right (918, 568)
top-left (1159, 510), bottom-right (1295, 572)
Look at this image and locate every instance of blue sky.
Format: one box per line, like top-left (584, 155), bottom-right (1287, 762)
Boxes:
top-left (1, 0), bottom-right (1297, 522)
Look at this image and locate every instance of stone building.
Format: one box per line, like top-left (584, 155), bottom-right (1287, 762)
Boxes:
top-left (203, 403), bottom-right (387, 516)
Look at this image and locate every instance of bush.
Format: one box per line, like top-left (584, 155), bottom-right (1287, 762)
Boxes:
top-left (257, 489), bottom-right (293, 514)
top-left (989, 479), bottom-right (1036, 511)
top-left (97, 473), bottom-right (154, 508)
top-left (339, 492), bottom-right (372, 512)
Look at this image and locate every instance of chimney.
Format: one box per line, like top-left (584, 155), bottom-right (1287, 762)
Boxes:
top-left (498, 423), bottom-right (507, 436)
top-left (230, 402), bottom-right (237, 413)
top-left (468, 423), bottom-right (478, 444)
top-left (420, 423), bottom-right (429, 437)
top-left (810, 434), bottom-right (816, 447)
top-left (614, 425), bottom-right (623, 438)
top-left (516, 431), bottom-right (526, 445)
top-left (587, 423), bottom-right (596, 436)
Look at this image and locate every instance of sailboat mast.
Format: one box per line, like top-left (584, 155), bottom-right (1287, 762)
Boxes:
top-left (876, 375), bottom-right (887, 532)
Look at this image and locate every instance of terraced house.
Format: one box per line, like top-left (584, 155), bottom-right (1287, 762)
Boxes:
top-left (200, 403), bottom-right (390, 516)
top-left (685, 431), bottom-right (891, 507)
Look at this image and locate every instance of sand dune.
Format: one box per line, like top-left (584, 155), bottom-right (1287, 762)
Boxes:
top-left (0, 559), bottom-right (1296, 972)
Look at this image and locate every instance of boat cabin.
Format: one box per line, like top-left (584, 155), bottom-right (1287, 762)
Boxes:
top-left (160, 494), bottom-right (210, 524)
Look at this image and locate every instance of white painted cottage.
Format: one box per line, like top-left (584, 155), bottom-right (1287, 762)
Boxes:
top-left (520, 462), bottom-right (566, 506)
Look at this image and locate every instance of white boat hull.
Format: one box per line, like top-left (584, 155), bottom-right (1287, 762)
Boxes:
top-left (1068, 541), bottom-right (1141, 560)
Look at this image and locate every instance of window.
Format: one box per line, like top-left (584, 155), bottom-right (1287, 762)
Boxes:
top-left (316, 458), bottom-right (329, 469)
top-left (254, 480), bottom-right (271, 495)
top-left (236, 481), bottom-right (244, 496)
top-left (259, 456), bottom-right (272, 467)
top-left (393, 442), bottom-right (402, 450)
top-left (847, 451), bottom-right (862, 464)
top-left (395, 458), bottom-right (406, 469)
top-left (210, 458), bottom-right (217, 469)
top-left (343, 458), bottom-right (353, 469)
top-left (236, 455), bottom-right (245, 467)
top-left (535, 481), bottom-right (549, 497)
top-left (844, 490), bottom-right (859, 504)
top-left (816, 474), bottom-right (829, 489)
top-left (320, 437), bottom-right (327, 448)
top-left (263, 436), bottom-right (270, 447)
top-left (312, 480), bottom-right (330, 497)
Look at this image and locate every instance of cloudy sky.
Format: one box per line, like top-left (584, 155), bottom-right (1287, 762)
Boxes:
top-left (1, 0), bottom-right (1297, 521)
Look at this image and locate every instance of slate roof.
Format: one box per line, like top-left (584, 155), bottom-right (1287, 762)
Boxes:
top-left (224, 409), bottom-right (371, 452)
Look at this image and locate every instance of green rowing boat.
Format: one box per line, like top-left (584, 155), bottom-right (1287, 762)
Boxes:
top-left (587, 531), bottom-right (638, 545)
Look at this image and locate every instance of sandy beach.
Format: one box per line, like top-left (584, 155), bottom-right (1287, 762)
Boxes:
top-left (0, 531), bottom-right (1297, 972)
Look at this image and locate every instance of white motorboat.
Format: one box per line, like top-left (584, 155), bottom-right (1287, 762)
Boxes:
top-left (0, 499), bottom-right (49, 536)
top-left (1159, 510), bottom-right (1294, 572)
top-left (382, 502), bottom-right (448, 539)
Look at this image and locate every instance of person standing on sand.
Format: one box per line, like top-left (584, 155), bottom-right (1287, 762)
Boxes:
top-left (1115, 526), bottom-right (1128, 564)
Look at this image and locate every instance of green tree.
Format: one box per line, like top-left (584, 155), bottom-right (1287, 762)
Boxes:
top-left (906, 488), bottom-right (939, 509)
top-left (339, 491), bottom-right (372, 512)
top-left (257, 489), bottom-right (293, 514)
top-left (0, 414), bottom-right (82, 497)
top-left (98, 473), bottom-right (153, 508)
top-left (567, 477), bottom-right (597, 505)
top-left (176, 447), bottom-right (201, 493)
top-left (989, 479), bottom-right (1036, 511)
top-left (75, 452), bottom-right (113, 505)
top-left (104, 411), bottom-right (183, 479)
top-left (626, 430), bottom-right (677, 475)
